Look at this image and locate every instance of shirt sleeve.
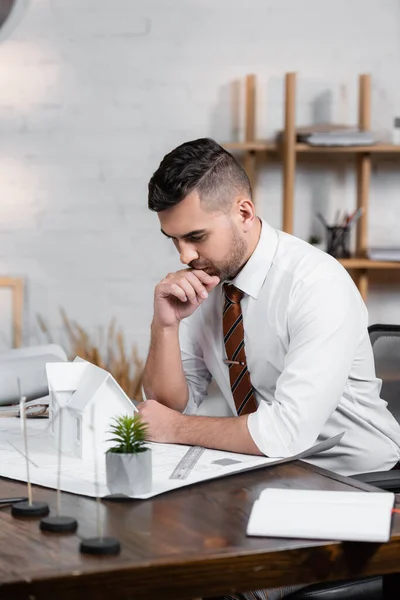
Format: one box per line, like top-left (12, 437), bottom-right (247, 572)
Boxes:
top-left (247, 266), bottom-right (368, 457)
top-left (179, 316), bottom-right (212, 415)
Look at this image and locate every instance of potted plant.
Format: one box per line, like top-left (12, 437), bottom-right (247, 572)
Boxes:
top-left (308, 234), bottom-right (325, 252)
top-left (105, 414), bottom-right (152, 496)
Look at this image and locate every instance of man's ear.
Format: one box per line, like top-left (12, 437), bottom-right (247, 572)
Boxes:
top-left (237, 197), bottom-right (256, 232)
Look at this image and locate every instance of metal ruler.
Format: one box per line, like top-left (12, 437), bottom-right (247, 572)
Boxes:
top-left (169, 446), bottom-right (205, 480)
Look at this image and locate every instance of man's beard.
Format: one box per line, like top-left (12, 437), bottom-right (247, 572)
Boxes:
top-left (192, 226), bottom-right (248, 282)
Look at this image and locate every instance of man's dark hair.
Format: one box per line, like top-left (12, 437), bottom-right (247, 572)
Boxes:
top-left (148, 138), bottom-right (252, 212)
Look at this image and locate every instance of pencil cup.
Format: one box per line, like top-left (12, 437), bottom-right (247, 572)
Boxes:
top-left (326, 226), bottom-right (350, 259)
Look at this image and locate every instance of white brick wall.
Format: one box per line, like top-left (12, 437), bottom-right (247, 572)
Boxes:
top-left (0, 0), bottom-right (400, 357)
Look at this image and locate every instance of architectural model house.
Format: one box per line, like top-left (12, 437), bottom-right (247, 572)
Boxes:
top-left (46, 360), bottom-right (136, 459)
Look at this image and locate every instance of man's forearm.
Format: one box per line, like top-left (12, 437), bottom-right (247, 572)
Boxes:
top-left (142, 321), bottom-right (189, 411)
top-left (174, 414), bottom-right (262, 455)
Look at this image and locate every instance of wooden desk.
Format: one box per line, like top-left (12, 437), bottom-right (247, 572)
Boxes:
top-left (0, 461), bottom-right (399, 600)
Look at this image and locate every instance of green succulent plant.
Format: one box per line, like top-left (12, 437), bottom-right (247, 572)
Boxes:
top-left (308, 235), bottom-right (322, 245)
top-left (107, 414), bottom-right (149, 454)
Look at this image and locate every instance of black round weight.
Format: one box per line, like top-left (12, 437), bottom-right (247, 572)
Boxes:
top-left (79, 537), bottom-right (121, 556)
top-left (40, 515), bottom-right (78, 533)
top-left (11, 501), bottom-right (49, 518)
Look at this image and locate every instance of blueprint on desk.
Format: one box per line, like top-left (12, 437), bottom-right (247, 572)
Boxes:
top-left (0, 418), bottom-right (343, 500)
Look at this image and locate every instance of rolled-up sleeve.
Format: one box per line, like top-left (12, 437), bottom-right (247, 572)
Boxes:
top-left (247, 268), bottom-right (367, 457)
top-left (179, 317), bottom-right (212, 415)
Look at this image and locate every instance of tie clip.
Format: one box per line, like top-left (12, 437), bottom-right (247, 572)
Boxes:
top-left (223, 359), bottom-right (246, 366)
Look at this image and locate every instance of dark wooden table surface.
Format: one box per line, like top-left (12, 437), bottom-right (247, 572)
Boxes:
top-left (0, 460), bottom-right (399, 600)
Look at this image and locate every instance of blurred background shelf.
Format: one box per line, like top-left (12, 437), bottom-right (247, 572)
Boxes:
top-left (224, 141), bottom-right (276, 152)
top-left (223, 72), bottom-right (400, 301)
top-left (224, 142), bottom-right (400, 154)
top-left (339, 259), bottom-right (400, 270)
top-left (295, 143), bottom-right (400, 154)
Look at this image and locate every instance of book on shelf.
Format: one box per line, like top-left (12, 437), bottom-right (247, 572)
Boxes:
top-left (276, 123), bottom-right (377, 146)
top-left (367, 247), bottom-right (400, 262)
top-left (247, 488), bottom-right (395, 543)
top-left (306, 129), bottom-right (376, 146)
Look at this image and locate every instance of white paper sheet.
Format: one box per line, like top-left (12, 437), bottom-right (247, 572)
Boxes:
top-left (247, 488), bottom-right (395, 542)
top-left (0, 418), bottom-right (343, 499)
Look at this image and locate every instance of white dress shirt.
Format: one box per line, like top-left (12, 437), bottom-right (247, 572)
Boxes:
top-left (179, 219), bottom-right (400, 475)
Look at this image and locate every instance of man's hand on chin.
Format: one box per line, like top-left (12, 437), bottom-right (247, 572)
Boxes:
top-left (137, 399), bottom-right (182, 443)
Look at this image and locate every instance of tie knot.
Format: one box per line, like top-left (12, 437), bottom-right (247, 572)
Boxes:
top-left (224, 283), bottom-right (243, 304)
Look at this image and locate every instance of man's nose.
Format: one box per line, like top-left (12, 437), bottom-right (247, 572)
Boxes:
top-left (179, 243), bottom-right (199, 265)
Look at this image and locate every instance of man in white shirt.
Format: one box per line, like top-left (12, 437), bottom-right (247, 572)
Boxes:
top-left (139, 137), bottom-right (400, 477)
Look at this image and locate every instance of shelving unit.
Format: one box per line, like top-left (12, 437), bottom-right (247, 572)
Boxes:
top-left (224, 73), bottom-right (400, 301)
top-left (0, 277), bottom-right (23, 348)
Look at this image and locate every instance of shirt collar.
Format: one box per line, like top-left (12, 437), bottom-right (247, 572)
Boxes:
top-left (229, 218), bottom-right (278, 300)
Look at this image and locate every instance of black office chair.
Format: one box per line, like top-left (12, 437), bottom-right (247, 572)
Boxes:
top-left (287, 324), bottom-right (400, 600)
top-left (352, 324), bottom-right (400, 492)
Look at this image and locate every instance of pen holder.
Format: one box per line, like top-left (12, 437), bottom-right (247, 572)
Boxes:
top-left (326, 226), bottom-right (350, 259)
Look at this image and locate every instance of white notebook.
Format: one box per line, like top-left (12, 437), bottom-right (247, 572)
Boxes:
top-left (247, 489), bottom-right (395, 543)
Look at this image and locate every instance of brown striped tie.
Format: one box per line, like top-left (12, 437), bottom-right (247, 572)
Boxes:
top-left (223, 284), bottom-right (258, 415)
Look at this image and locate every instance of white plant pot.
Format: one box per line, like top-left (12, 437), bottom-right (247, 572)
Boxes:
top-left (106, 450), bottom-right (152, 496)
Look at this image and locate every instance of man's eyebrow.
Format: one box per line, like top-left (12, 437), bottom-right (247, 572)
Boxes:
top-left (160, 229), bottom-right (207, 240)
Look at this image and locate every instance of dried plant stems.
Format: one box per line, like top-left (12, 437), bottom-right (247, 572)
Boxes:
top-left (37, 310), bottom-right (144, 402)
